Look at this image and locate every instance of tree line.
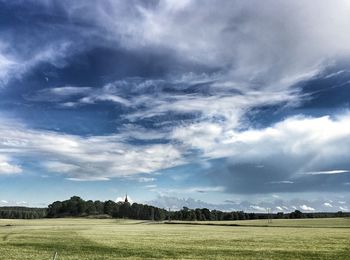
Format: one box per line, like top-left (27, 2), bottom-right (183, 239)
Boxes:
top-left (46, 196), bottom-right (349, 220)
top-left (1, 196), bottom-right (348, 220)
top-left (0, 207), bottom-right (46, 219)
top-left (46, 196), bottom-right (168, 220)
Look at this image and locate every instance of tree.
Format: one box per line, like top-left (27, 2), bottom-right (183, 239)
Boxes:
top-left (201, 208), bottom-right (211, 220)
top-left (94, 201), bottom-right (104, 214)
top-left (104, 200), bottom-right (116, 215)
top-left (290, 210), bottom-right (303, 219)
top-left (86, 200), bottom-right (97, 215)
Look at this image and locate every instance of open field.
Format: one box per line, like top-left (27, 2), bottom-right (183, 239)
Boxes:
top-left (0, 218), bottom-right (349, 259)
top-left (167, 218), bottom-right (350, 228)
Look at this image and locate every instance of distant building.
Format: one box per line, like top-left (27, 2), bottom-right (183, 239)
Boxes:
top-left (124, 193), bottom-right (128, 203)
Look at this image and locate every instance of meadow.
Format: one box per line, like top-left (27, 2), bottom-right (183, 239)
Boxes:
top-left (0, 218), bottom-right (349, 259)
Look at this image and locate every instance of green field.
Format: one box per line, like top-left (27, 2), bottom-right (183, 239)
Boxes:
top-left (0, 218), bottom-right (349, 259)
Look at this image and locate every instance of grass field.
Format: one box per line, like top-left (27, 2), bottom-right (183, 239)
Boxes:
top-left (0, 218), bottom-right (349, 259)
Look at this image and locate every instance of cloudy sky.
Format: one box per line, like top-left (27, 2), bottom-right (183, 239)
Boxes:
top-left (0, 0), bottom-right (349, 212)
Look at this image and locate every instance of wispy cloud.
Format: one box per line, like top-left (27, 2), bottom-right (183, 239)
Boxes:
top-left (12, 0), bottom-right (350, 94)
top-left (137, 177), bottom-right (156, 183)
top-left (68, 0), bottom-right (350, 88)
top-left (145, 195), bottom-right (350, 212)
top-left (323, 202), bottom-right (333, 207)
top-left (306, 170), bottom-right (349, 175)
top-left (250, 205), bottom-right (266, 212)
top-left (1, 0), bottom-right (350, 202)
top-left (269, 181), bottom-right (294, 184)
top-left (199, 114), bottom-right (350, 193)
top-left (1, 110), bottom-right (350, 191)
top-left (300, 205), bottom-right (315, 211)
top-left (0, 155), bottom-right (22, 175)
top-left (0, 40), bottom-right (72, 87)
top-left (150, 186), bottom-right (225, 196)
top-left (0, 117), bottom-right (184, 180)
top-left (339, 206), bottom-right (349, 211)
top-left (0, 45), bottom-right (18, 86)
top-left (25, 86), bottom-right (93, 102)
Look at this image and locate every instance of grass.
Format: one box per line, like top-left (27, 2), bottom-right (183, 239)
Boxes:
top-left (167, 218), bottom-right (350, 228)
top-left (0, 218), bottom-right (349, 259)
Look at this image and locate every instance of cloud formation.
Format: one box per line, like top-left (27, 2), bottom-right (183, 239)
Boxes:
top-left (53, 0), bottom-right (350, 87)
top-left (0, 155), bottom-right (22, 175)
top-left (203, 114), bottom-right (350, 193)
top-left (3, 0), bottom-right (350, 90)
top-left (0, 0), bottom-right (350, 202)
top-left (0, 117), bottom-right (183, 180)
top-left (147, 195), bottom-right (350, 212)
top-left (0, 111), bottom-right (349, 194)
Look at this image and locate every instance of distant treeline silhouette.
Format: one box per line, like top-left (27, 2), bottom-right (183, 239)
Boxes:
top-left (46, 196), bottom-right (349, 220)
top-left (1, 196), bottom-right (348, 220)
top-left (0, 207), bottom-right (46, 219)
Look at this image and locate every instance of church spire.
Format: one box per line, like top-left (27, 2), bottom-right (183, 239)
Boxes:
top-left (124, 193), bottom-right (128, 203)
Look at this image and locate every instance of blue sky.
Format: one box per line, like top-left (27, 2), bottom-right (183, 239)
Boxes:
top-left (0, 0), bottom-right (350, 212)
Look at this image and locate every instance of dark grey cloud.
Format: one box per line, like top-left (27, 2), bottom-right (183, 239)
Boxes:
top-left (207, 160), bottom-right (350, 194)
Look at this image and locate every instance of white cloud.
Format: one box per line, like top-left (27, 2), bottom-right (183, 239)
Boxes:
top-left (192, 113), bottom-right (350, 193)
top-left (65, 177), bottom-right (110, 182)
top-left (1, 1), bottom-right (350, 191)
top-left (27, 85), bottom-right (130, 107)
top-left (0, 40), bottom-right (72, 87)
top-left (15, 201), bottom-right (27, 205)
top-left (29, 0), bottom-right (348, 105)
top-left (306, 170), bottom-right (349, 175)
top-left (137, 177), bottom-right (156, 183)
top-left (145, 184), bottom-right (157, 189)
top-left (189, 186), bottom-right (225, 193)
top-left (0, 117), bottom-right (184, 180)
top-left (0, 155), bottom-right (22, 175)
top-left (250, 205), bottom-right (266, 212)
top-left (146, 195), bottom-right (231, 211)
top-left (26, 86), bottom-right (92, 102)
top-left (339, 206), bottom-right (349, 211)
top-left (270, 181), bottom-right (294, 184)
top-left (146, 195), bottom-right (349, 212)
top-left (323, 202), bottom-right (333, 207)
top-left (74, 0), bottom-right (350, 88)
top-left (36, 78), bottom-right (349, 191)
top-left (43, 161), bottom-right (80, 173)
top-left (116, 195), bottom-right (133, 204)
top-left (0, 200), bottom-right (8, 204)
top-left (173, 113), bottom-right (350, 169)
top-left (129, 88), bottom-right (296, 128)
top-left (48, 86), bottom-right (91, 96)
top-left (1, 111), bottom-right (350, 188)
top-left (0, 49), bottom-right (17, 85)
top-left (300, 205), bottom-right (315, 211)
top-left (153, 186), bottom-right (225, 195)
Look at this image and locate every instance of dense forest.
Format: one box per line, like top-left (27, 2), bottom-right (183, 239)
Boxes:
top-left (1, 196), bottom-right (348, 220)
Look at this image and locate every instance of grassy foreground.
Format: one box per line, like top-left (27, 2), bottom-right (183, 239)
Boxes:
top-left (0, 218), bottom-right (349, 259)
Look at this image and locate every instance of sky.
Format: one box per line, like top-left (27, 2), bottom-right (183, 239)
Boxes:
top-left (0, 0), bottom-right (350, 213)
